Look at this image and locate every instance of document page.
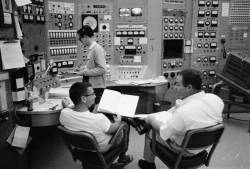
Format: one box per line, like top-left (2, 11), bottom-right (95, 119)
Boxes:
top-left (116, 94), bottom-right (139, 117)
top-left (98, 89), bottom-right (121, 114)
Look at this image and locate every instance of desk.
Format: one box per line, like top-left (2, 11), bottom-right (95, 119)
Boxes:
top-left (16, 99), bottom-right (63, 127)
top-left (216, 73), bottom-right (250, 132)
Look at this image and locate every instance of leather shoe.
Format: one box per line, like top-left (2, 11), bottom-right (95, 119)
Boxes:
top-left (118, 154), bottom-right (133, 164)
top-left (138, 159), bottom-right (156, 169)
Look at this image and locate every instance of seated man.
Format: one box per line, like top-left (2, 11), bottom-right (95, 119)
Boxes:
top-left (59, 82), bottom-right (132, 163)
top-left (138, 68), bottom-right (224, 169)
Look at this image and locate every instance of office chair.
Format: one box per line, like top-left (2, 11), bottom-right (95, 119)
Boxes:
top-left (151, 123), bottom-right (224, 169)
top-left (57, 122), bottom-right (129, 169)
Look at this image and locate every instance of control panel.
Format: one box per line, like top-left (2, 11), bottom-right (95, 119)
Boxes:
top-left (31, 54), bottom-right (60, 91)
top-left (77, 2), bottom-right (113, 65)
top-left (161, 8), bottom-right (186, 87)
top-left (112, 0), bottom-right (148, 80)
top-left (45, 0), bottom-right (78, 77)
top-left (114, 24), bottom-right (147, 65)
top-left (191, 0), bottom-right (220, 91)
top-left (110, 65), bottom-right (147, 81)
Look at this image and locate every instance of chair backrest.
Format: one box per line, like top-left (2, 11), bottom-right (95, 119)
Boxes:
top-left (178, 123), bottom-right (225, 167)
top-left (182, 123), bottom-right (224, 150)
top-left (151, 123), bottom-right (225, 169)
top-left (57, 125), bottom-right (107, 168)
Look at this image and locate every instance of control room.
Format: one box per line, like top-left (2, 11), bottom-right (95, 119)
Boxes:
top-left (0, 0), bottom-right (250, 169)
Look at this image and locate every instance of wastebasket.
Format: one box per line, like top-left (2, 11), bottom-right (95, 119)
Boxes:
top-left (153, 100), bottom-right (172, 113)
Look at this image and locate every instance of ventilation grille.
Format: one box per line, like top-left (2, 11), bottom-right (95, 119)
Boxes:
top-left (230, 1), bottom-right (250, 24)
top-left (222, 53), bottom-right (250, 89)
top-left (164, 0), bottom-right (184, 4)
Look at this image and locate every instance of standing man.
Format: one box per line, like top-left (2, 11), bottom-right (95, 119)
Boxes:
top-left (77, 25), bottom-right (107, 110)
top-left (138, 68), bottom-right (224, 169)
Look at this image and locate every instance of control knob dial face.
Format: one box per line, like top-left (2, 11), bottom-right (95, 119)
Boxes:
top-left (83, 16), bottom-right (98, 30)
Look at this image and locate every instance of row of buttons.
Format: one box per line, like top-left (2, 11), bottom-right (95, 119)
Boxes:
top-left (197, 42), bottom-right (217, 48)
top-left (56, 22), bottom-right (73, 28)
top-left (163, 18), bottom-right (184, 23)
top-left (116, 31), bottom-right (145, 36)
top-left (23, 14), bottom-right (45, 22)
top-left (198, 32), bottom-right (216, 38)
top-left (164, 33), bottom-right (184, 39)
top-left (198, 0), bottom-right (219, 7)
top-left (23, 5), bottom-right (44, 15)
top-left (197, 20), bottom-right (218, 27)
top-left (49, 39), bottom-right (77, 46)
top-left (164, 25), bottom-right (184, 31)
top-left (56, 14), bottom-right (73, 20)
top-left (50, 48), bottom-right (77, 56)
top-left (198, 10), bottom-right (218, 17)
top-left (49, 32), bottom-right (76, 39)
top-left (202, 70), bottom-right (216, 76)
top-left (196, 56), bottom-right (216, 63)
top-left (163, 61), bottom-right (183, 69)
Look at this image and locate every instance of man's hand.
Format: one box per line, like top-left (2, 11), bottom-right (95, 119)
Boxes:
top-left (113, 115), bottom-right (122, 122)
top-left (62, 97), bottom-right (71, 108)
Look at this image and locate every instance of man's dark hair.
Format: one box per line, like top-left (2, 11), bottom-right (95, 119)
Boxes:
top-left (179, 69), bottom-right (202, 90)
top-left (77, 25), bottom-right (94, 38)
top-left (69, 82), bottom-right (92, 105)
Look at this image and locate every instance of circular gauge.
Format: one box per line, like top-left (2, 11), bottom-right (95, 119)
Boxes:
top-left (82, 16), bottom-right (97, 30)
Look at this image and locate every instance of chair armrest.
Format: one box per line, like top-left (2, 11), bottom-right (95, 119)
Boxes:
top-left (166, 139), bottom-right (193, 156)
top-left (108, 122), bottom-right (127, 146)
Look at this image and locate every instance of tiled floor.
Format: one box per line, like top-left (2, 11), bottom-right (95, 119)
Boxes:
top-left (30, 113), bottom-right (250, 169)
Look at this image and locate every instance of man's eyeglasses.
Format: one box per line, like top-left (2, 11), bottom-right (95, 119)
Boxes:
top-left (83, 92), bottom-right (96, 97)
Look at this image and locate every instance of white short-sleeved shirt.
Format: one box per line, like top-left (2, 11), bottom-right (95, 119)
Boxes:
top-left (158, 91), bottom-right (224, 144)
top-left (59, 108), bottom-right (112, 151)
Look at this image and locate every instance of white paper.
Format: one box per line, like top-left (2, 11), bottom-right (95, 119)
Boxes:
top-left (15, 0), bottom-right (32, 6)
top-left (98, 89), bottom-right (139, 117)
top-left (134, 114), bottom-right (148, 119)
top-left (0, 41), bottom-right (25, 70)
top-left (98, 89), bottom-right (121, 114)
top-left (11, 125), bottom-right (30, 148)
top-left (16, 78), bottom-right (24, 89)
top-left (12, 90), bottom-right (26, 102)
top-left (222, 3), bottom-right (229, 17)
top-left (4, 13), bottom-right (12, 24)
top-left (116, 94), bottom-right (139, 117)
